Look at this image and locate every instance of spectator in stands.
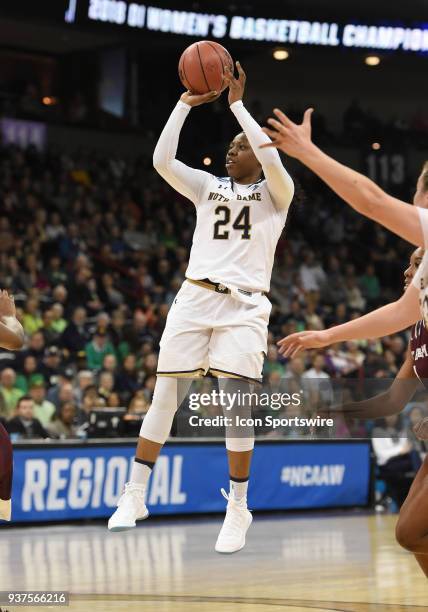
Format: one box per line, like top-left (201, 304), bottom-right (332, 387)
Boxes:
top-left (15, 355), bottom-right (41, 393)
top-left (29, 380), bottom-right (56, 427)
top-left (6, 396), bottom-right (50, 440)
top-left (85, 328), bottom-right (116, 371)
top-left (77, 385), bottom-right (103, 425)
top-left (107, 392), bottom-right (122, 407)
top-left (372, 414), bottom-right (416, 508)
top-left (118, 396), bottom-right (150, 437)
top-left (359, 264), bottom-right (381, 307)
top-left (41, 346), bottom-right (64, 387)
top-left (48, 379), bottom-right (75, 411)
top-left (0, 368), bottom-right (23, 418)
top-left (61, 307), bottom-right (90, 356)
top-left (98, 371), bottom-right (115, 402)
top-left (299, 250), bottom-right (327, 293)
top-left (102, 353), bottom-right (118, 374)
top-left (22, 331), bottom-right (45, 365)
top-left (48, 402), bottom-right (79, 439)
top-left (75, 370), bottom-right (94, 404)
top-left (264, 345), bottom-right (286, 377)
top-left (115, 354), bottom-right (140, 404)
top-left (51, 304), bottom-right (68, 335)
top-left (22, 298), bottom-right (43, 336)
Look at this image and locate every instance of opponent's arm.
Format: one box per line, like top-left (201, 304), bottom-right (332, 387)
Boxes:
top-left (340, 344), bottom-right (418, 419)
top-left (225, 64), bottom-right (294, 212)
top-left (0, 290), bottom-right (24, 351)
top-left (153, 90), bottom-right (219, 205)
top-left (261, 109), bottom-right (423, 246)
top-left (278, 282), bottom-right (420, 357)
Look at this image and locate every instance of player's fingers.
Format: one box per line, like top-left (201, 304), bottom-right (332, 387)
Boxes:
top-left (267, 118), bottom-right (288, 134)
top-left (290, 345), bottom-right (302, 358)
top-left (303, 107), bottom-right (314, 126)
top-left (261, 126), bottom-right (280, 139)
top-left (273, 108), bottom-right (294, 128)
top-left (236, 61), bottom-right (246, 81)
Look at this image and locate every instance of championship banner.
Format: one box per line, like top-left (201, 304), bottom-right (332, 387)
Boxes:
top-left (10, 441), bottom-right (371, 522)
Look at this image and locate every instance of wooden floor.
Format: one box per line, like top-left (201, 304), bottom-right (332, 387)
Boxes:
top-left (0, 513), bottom-right (426, 611)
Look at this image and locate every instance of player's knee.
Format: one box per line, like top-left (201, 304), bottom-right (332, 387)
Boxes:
top-left (395, 519), bottom-right (421, 552)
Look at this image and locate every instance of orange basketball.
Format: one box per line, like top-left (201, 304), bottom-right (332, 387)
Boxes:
top-left (178, 40), bottom-right (234, 95)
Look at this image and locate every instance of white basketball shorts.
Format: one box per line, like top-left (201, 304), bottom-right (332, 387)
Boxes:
top-left (157, 280), bottom-right (272, 383)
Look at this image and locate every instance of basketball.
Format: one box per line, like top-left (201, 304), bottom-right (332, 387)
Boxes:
top-left (178, 40), bottom-right (234, 95)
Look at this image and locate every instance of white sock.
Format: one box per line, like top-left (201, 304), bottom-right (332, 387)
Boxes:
top-left (230, 479), bottom-right (248, 501)
top-left (130, 460), bottom-right (153, 487)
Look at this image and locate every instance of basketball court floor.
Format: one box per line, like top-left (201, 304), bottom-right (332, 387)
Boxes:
top-left (0, 513), bottom-right (426, 611)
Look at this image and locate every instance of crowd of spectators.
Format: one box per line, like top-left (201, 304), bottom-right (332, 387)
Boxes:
top-left (0, 124), bottom-right (424, 448)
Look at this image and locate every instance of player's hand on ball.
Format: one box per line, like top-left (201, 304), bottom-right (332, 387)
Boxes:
top-left (0, 290), bottom-right (16, 318)
top-left (260, 108), bottom-right (315, 160)
top-left (277, 330), bottom-right (330, 357)
top-left (413, 417), bottom-right (428, 440)
top-left (224, 61), bottom-right (246, 105)
top-left (180, 90), bottom-right (220, 107)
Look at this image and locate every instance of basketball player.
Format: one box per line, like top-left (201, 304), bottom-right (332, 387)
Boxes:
top-left (262, 114), bottom-right (428, 571)
top-left (318, 247), bottom-right (428, 576)
top-left (108, 63), bottom-right (294, 553)
top-left (0, 290), bottom-right (25, 521)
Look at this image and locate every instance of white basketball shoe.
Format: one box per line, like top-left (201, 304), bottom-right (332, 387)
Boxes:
top-left (215, 488), bottom-right (253, 554)
top-left (108, 482), bottom-right (149, 532)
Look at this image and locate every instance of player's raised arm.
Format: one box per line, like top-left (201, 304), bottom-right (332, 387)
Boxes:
top-left (277, 281), bottom-right (421, 357)
top-left (0, 290), bottom-right (24, 351)
top-left (152, 90), bottom-right (219, 205)
top-left (224, 63), bottom-right (294, 212)
top-left (261, 108), bottom-right (423, 247)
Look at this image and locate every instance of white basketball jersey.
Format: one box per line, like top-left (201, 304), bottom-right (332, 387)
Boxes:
top-left (186, 175), bottom-right (288, 292)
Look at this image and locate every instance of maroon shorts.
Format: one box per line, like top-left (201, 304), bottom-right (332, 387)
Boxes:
top-left (0, 422), bottom-right (13, 503)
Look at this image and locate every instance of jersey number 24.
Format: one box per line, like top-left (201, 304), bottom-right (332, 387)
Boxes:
top-left (213, 205), bottom-right (251, 240)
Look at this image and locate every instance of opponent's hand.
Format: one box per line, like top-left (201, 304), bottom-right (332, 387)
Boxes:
top-left (277, 329), bottom-right (331, 357)
top-left (180, 90), bottom-right (220, 107)
top-left (260, 108), bottom-right (315, 160)
top-left (223, 61), bottom-right (246, 105)
top-left (0, 290), bottom-right (16, 318)
top-left (413, 417), bottom-right (428, 440)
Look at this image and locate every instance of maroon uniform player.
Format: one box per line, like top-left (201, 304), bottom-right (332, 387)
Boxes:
top-left (0, 290), bottom-right (24, 521)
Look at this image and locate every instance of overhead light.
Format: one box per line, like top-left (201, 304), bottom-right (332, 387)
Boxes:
top-left (203, 157), bottom-right (212, 166)
top-left (273, 48), bottom-right (289, 61)
top-left (371, 142), bottom-right (381, 150)
top-left (365, 56), bottom-right (380, 66)
top-left (42, 96), bottom-right (58, 105)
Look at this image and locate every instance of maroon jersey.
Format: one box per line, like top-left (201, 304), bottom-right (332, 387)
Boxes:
top-left (0, 421), bottom-right (12, 520)
top-left (410, 320), bottom-right (428, 382)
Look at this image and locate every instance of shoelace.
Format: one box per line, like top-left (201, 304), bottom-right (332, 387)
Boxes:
top-left (219, 488), bottom-right (247, 539)
top-left (118, 482), bottom-right (146, 509)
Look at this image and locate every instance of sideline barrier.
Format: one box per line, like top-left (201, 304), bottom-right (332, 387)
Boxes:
top-left (10, 439), bottom-right (372, 522)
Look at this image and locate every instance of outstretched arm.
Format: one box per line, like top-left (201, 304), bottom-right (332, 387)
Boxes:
top-left (278, 282), bottom-right (420, 357)
top-left (340, 345), bottom-right (418, 420)
top-left (0, 291), bottom-right (24, 351)
top-left (153, 90), bottom-right (219, 205)
top-left (261, 108), bottom-right (423, 247)
top-left (225, 64), bottom-right (294, 212)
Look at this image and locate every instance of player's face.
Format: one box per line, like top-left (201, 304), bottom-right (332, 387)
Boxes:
top-left (403, 247), bottom-right (424, 290)
top-left (226, 133), bottom-right (261, 181)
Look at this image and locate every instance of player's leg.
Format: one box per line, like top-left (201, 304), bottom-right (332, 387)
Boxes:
top-left (108, 282), bottom-right (210, 531)
top-left (210, 353), bottom-right (264, 553)
top-left (395, 456), bottom-right (428, 576)
top-left (209, 294), bottom-right (270, 553)
top-left (0, 421), bottom-right (13, 522)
